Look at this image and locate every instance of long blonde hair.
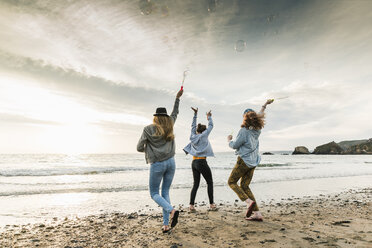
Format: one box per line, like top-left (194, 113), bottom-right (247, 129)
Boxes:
top-left (153, 116), bottom-right (175, 141)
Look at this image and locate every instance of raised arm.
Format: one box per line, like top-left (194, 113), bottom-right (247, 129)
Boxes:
top-left (190, 107), bottom-right (198, 138)
top-left (170, 89), bottom-right (183, 122)
top-left (259, 99), bottom-right (274, 115)
top-left (201, 110), bottom-right (213, 137)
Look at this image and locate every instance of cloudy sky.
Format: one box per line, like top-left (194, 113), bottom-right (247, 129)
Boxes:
top-left (0, 0), bottom-right (371, 154)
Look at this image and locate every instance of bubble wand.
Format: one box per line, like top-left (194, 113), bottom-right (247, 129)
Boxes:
top-left (275, 96), bottom-right (289, 100)
top-left (269, 96), bottom-right (289, 102)
top-left (181, 69), bottom-right (189, 90)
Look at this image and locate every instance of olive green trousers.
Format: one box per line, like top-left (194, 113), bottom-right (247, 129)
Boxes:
top-left (228, 157), bottom-right (259, 211)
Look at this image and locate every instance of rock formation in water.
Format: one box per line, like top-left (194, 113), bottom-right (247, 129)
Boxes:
top-left (344, 140), bottom-right (372, 154)
top-left (337, 139), bottom-right (368, 151)
top-left (292, 146), bottom-right (310, 155)
top-left (313, 141), bottom-right (343, 154)
top-left (293, 138), bottom-right (372, 155)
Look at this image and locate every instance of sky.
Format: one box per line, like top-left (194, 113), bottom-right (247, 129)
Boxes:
top-left (0, 0), bottom-right (371, 154)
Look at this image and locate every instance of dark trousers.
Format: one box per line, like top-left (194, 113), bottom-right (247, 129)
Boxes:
top-left (190, 159), bottom-right (214, 205)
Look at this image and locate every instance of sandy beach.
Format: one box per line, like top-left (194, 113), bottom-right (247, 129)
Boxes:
top-left (1, 188), bottom-right (371, 248)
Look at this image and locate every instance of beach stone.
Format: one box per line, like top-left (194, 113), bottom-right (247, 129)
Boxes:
top-left (302, 237), bottom-right (315, 242)
top-left (127, 213), bottom-right (138, 219)
top-left (331, 220), bottom-right (351, 226)
top-left (259, 239), bottom-right (276, 244)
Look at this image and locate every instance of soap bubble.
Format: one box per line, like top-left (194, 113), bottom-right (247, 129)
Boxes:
top-left (267, 14), bottom-right (275, 23)
top-left (208, 0), bottom-right (216, 12)
top-left (234, 40), bottom-right (246, 52)
top-left (162, 36), bottom-right (169, 43)
top-left (161, 5), bottom-right (169, 17)
top-left (139, 0), bottom-right (153, 15)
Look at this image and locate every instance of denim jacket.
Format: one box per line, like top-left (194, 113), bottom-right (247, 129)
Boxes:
top-left (229, 127), bottom-right (261, 168)
top-left (183, 113), bottom-right (214, 157)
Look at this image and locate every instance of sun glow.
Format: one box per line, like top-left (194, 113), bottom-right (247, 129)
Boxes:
top-left (43, 124), bottom-right (100, 154)
top-left (0, 76), bottom-right (149, 153)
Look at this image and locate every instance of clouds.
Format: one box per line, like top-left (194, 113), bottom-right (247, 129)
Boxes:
top-left (0, 0), bottom-right (239, 89)
top-left (0, 0), bottom-right (372, 153)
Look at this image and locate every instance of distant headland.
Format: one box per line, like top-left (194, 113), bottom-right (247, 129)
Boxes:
top-left (292, 138), bottom-right (372, 155)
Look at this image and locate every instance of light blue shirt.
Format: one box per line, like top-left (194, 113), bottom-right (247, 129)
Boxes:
top-left (229, 128), bottom-right (261, 168)
top-left (183, 114), bottom-right (214, 157)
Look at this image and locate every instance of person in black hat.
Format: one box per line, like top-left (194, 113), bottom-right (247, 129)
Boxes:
top-left (137, 89), bottom-right (183, 233)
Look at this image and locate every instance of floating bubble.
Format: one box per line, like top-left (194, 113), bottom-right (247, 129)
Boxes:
top-left (207, 0), bottom-right (216, 12)
top-left (162, 35), bottom-right (169, 43)
top-left (139, 0), bottom-right (153, 15)
top-left (160, 5), bottom-right (169, 17)
top-left (267, 14), bottom-right (275, 23)
top-left (234, 40), bottom-right (246, 52)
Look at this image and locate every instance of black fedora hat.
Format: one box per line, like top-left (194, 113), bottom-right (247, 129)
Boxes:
top-left (154, 107), bottom-right (169, 116)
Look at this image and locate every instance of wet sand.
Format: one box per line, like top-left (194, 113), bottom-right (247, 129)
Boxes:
top-left (1, 188), bottom-right (371, 248)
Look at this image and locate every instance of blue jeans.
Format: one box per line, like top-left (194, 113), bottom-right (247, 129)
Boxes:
top-left (149, 157), bottom-right (176, 225)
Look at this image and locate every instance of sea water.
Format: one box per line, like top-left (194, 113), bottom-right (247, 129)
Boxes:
top-left (1, 153), bottom-right (371, 226)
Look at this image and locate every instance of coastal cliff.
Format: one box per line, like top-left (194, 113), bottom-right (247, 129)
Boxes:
top-left (313, 142), bottom-right (343, 155)
top-left (292, 138), bottom-right (372, 155)
top-left (345, 140), bottom-right (372, 154)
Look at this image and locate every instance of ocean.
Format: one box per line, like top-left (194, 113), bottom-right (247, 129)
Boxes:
top-left (1, 153), bottom-right (372, 227)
